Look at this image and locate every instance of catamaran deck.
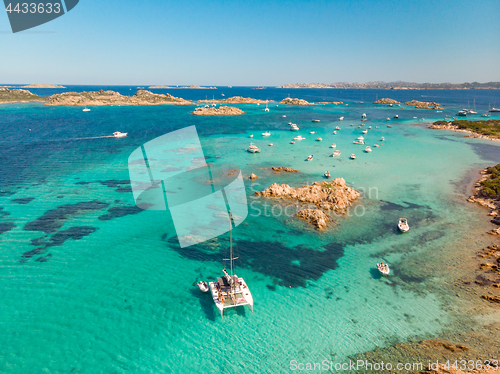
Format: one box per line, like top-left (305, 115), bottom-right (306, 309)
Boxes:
top-left (209, 274), bottom-right (253, 317)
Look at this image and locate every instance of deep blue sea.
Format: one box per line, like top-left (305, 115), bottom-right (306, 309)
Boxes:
top-left (0, 87), bottom-right (499, 373)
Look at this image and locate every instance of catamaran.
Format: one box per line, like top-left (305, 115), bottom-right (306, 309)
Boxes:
top-left (209, 212), bottom-right (254, 317)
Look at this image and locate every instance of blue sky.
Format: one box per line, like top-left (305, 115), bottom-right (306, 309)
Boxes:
top-left (0, 0), bottom-right (499, 85)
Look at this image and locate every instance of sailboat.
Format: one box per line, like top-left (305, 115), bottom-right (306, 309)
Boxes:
top-left (209, 212), bottom-right (254, 317)
top-left (264, 102), bottom-right (269, 112)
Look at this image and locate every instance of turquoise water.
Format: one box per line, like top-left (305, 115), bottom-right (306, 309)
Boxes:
top-left (1, 92), bottom-right (500, 373)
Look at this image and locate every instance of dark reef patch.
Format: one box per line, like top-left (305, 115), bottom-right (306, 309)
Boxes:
top-left (24, 200), bottom-right (108, 234)
top-left (35, 254), bottom-right (52, 262)
top-left (0, 190), bottom-right (16, 197)
top-left (166, 236), bottom-right (344, 288)
top-left (0, 207), bottom-right (11, 217)
top-left (0, 221), bottom-right (15, 235)
top-left (11, 197), bottom-right (35, 205)
top-left (75, 180), bottom-right (131, 193)
top-left (98, 206), bottom-right (143, 221)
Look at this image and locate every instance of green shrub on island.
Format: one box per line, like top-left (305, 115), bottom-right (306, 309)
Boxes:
top-left (433, 119), bottom-right (500, 139)
top-left (481, 163), bottom-right (500, 199)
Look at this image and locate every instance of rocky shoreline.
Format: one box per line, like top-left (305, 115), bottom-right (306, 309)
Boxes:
top-left (428, 121), bottom-right (500, 142)
top-left (254, 178), bottom-right (360, 229)
top-left (191, 106), bottom-right (245, 115)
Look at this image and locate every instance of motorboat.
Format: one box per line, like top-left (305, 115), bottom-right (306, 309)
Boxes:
top-left (353, 140), bottom-right (365, 145)
top-left (310, 131), bottom-right (315, 134)
top-left (197, 281), bottom-right (209, 292)
top-left (377, 262), bottom-right (390, 275)
top-left (307, 155), bottom-right (313, 161)
top-left (288, 122), bottom-right (293, 125)
top-left (290, 141), bottom-right (295, 144)
top-left (350, 154), bottom-right (356, 159)
top-left (316, 137), bottom-right (322, 141)
top-left (394, 115), bottom-right (399, 119)
top-left (339, 117), bottom-right (344, 121)
top-left (361, 113), bottom-right (366, 119)
top-left (336, 126), bottom-right (341, 130)
top-left (312, 119), bottom-right (320, 122)
top-left (83, 107), bottom-right (90, 112)
top-left (362, 129), bottom-right (368, 134)
top-left (330, 144), bottom-right (336, 148)
top-left (490, 108), bottom-right (500, 112)
top-left (324, 171), bottom-right (331, 178)
top-left (332, 150), bottom-right (341, 156)
top-left (380, 137), bottom-right (385, 141)
top-left (387, 125), bottom-right (392, 128)
top-left (368, 126), bottom-right (372, 129)
top-left (290, 124), bottom-right (299, 131)
top-left (364, 146), bottom-right (372, 153)
top-left (374, 144), bottom-right (380, 147)
top-left (247, 142), bottom-right (261, 153)
top-left (456, 110), bottom-right (467, 116)
top-left (333, 131), bottom-right (337, 135)
top-left (398, 218), bottom-right (409, 233)
top-left (357, 136), bottom-right (364, 140)
top-left (358, 125), bottom-right (362, 128)
top-left (294, 135), bottom-right (305, 140)
top-left (262, 132), bottom-right (271, 136)
top-left (113, 131), bottom-right (128, 138)
top-left (386, 118), bottom-right (390, 121)
top-left (269, 143), bottom-right (273, 146)
top-left (283, 115), bottom-right (286, 118)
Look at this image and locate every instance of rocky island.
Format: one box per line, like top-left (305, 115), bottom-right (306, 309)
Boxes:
top-left (254, 178), bottom-right (360, 229)
top-left (21, 84), bottom-right (66, 88)
top-left (0, 88), bottom-right (43, 104)
top-left (277, 81), bottom-right (500, 89)
top-left (191, 106), bottom-right (245, 115)
top-left (374, 98), bottom-right (400, 104)
top-left (198, 96), bottom-right (271, 104)
top-left (149, 84), bottom-right (217, 89)
top-left (403, 100), bottom-right (443, 109)
top-left (45, 89), bottom-right (193, 106)
top-left (279, 97), bottom-right (312, 105)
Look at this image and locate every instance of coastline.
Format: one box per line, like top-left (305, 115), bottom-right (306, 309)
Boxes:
top-left (428, 123), bottom-right (500, 143)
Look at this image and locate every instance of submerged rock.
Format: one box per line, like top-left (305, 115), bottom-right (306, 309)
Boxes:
top-left (297, 209), bottom-right (330, 229)
top-left (271, 166), bottom-right (298, 173)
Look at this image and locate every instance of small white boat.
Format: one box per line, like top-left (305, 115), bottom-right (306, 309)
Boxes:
top-left (413, 116), bottom-right (418, 119)
top-left (374, 144), bottom-right (380, 147)
top-left (387, 125), bottom-right (392, 128)
top-left (380, 137), bottom-right (385, 141)
top-left (333, 131), bottom-right (337, 135)
top-left (386, 117), bottom-right (390, 121)
top-left (310, 131), bottom-right (315, 134)
top-left (264, 107), bottom-right (269, 112)
top-left (197, 281), bottom-right (209, 292)
top-left (330, 144), bottom-right (336, 148)
top-left (364, 146), bottom-right (372, 153)
top-left (336, 126), bottom-right (341, 130)
top-left (398, 218), bottom-right (409, 233)
top-left (290, 125), bottom-right (299, 131)
top-left (358, 125), bottom-right (362, 128)
top-left (362, 129), bottom-right (368, 134)
top-left (350, 154), bottom-right (356, 159)
top-left (269, 143), bottom-right (273, 146)
top-left (457, 110), bottom-right (467, 116)
top-left (339, 117), bottom-right (344, 121)
top-left (247, 142), bottom-right (261, 153)
top-left (307, 155), bottom-right (313, 161)
top-left (377, 262), bottom-right (390, 275)
top-left (376, 126), bottom-right (380, 129)
top-left (113, 131), bottom-right (128, 138)
top-left (394, 115), bottom-right (399, 119)
top-left (283, 115), bottom-right (286, 118)
top-left (353, 140), bottom-right (365, 145)
top-left (489, 108), bottom-right (500, 112)
top-left (249, 134), bottom-right (254, 138)
top-left (361, 113), bottom-right (366, 119)
top-left (357, 136), bottom-right (364, 140)
top-left (324, 171), bottom-right (331, 178)
top-left (262, 132), bottom-right (271, 136)
top-left (368, 126), bottom-right (372, 129)
top-left (294, 135), bottom-right (305, 140)
top-left (312, 119), bottom-right (320, 122)
top-left (288, 122), bottom-right (293, 125)
top-left (83, 107), bottom-right (90, 112)
top-left (332, 150), bottom-right (341, 157)
top-left (290, 141), bottom-right (295, 144)
top-left (316, 137), bottom-right (322, 141)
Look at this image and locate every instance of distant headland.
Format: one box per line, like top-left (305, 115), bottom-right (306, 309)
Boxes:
top-left (149, 84), bottom-right (217, 89)
top-left (277, 81), bottom-right (500, 89)
top-left (20, 84), bottom-right (66, 88)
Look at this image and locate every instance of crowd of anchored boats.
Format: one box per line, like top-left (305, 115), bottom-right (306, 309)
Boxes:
top-left (246, 112), bottom-right (391, 164)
